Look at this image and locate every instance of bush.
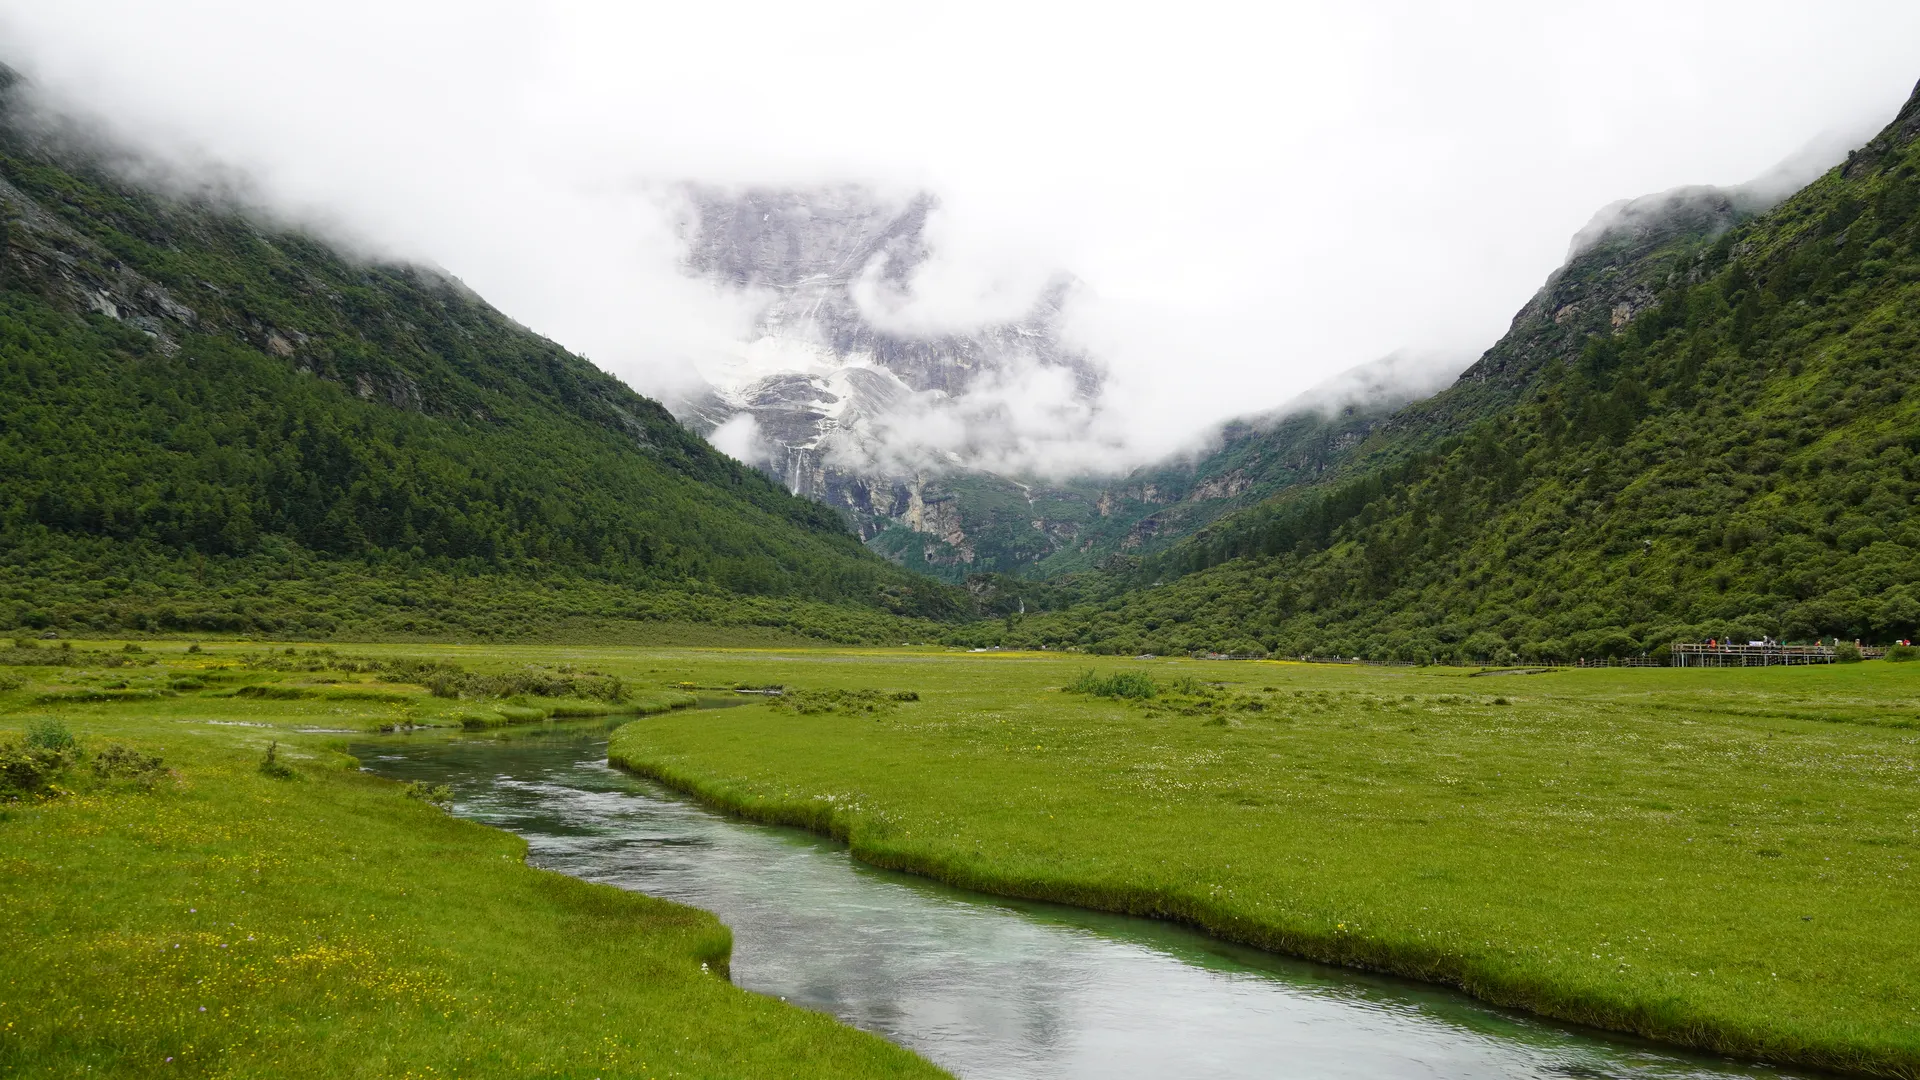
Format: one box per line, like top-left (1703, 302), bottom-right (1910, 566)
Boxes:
top-left (92, 743), bottom-right (166, 789)
top-left (0, 738), bottom-right (73, 796)
top-left (25, 718), bottom-right (76, 753)
top-left (257, 740), bottom-right (298, 780)
top-left (404, 780), bottom-right (453, 807)
top-left (1835, 642), bottom-right (1864, 663)
top-left (1064, 669), bottom-right (1159, 700)
top-left (1166, 675), bottom-right (1208, 696)
top-left (1886, 644), bottom-right (1917, 663)
top-left (770, 688), bottom-right (912, 715)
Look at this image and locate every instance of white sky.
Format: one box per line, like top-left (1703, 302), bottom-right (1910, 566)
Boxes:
top-left (3, 1), bottom-right (1918, 469)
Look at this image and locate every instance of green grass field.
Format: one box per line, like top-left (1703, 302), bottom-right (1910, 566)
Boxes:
top-left (601, 649), bottom-right (1920, 1078)
top-left (0, 640), bottom-right (945, 1079)
top-left (8, 639), bottom-right (1920, 1078)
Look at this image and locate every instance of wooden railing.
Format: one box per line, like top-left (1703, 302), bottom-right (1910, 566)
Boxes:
top-left (1668, 642), bottom-right (1884, 667)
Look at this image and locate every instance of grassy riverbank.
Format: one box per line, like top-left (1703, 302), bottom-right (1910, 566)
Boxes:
top-left (0, 641), bottom-right (946, 1079)
top-left (605, 650), bottom-right (1920, 1078)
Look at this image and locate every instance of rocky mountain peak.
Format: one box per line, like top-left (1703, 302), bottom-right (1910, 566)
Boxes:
top-left (666, 183), bottom-right (1101, 565)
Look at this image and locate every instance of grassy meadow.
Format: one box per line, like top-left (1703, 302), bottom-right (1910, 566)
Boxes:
top-left (7, 638), bottom-right (1920, 1078)
top-left (601, 648), bottom-right (1920, 1078)
top-left (0, 639), bottom-right (946, 1079)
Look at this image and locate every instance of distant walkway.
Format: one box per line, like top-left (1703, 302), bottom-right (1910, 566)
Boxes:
top-left (1669, 642), bottom-right (1883, 667)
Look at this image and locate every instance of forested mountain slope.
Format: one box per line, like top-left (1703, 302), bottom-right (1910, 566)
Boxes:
top-left (1020, 355), bottom-right (1459, 580)
top-left (0, 74), bottom-right (957, 641)
top-left (962, 79), bottom-right (1920, 660)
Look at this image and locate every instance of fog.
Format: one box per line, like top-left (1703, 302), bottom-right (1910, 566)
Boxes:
top-left (3, 0), bottom-right (1918, 474)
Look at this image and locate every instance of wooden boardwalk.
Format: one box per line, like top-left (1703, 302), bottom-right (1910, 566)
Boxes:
top-left (1668, 642), bottom-right (1883, 667)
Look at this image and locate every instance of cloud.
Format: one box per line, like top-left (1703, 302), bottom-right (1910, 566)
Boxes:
top-left (2, 0), bottom-right (1917, 477)
top-left (707, 413), bottom-right (769, 466)
top-left (847, 360), bottom-right (1125, 481)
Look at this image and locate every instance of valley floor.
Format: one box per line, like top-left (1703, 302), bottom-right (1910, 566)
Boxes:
top-left (606, 648), bottom-right (1920, 1078)
top-left (0, 640), bottom-right (944, 1079)
top-left (6, 640), bottom-right (1919, 1077)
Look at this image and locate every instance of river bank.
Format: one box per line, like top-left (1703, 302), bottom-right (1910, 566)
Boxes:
top-left (605, 652), bottom-right (1920, 1078)
top-left (367, 725), bottom-right (1810, 1080)
top-left (0, 641), bottom-right (945, 1078)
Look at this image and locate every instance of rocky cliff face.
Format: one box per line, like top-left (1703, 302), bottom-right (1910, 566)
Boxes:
top-left (667, 185), bottom-right (1103, 575)
top-left (664, 184), bottom-right (1477, 580)
top-left (669, 177), bottom-right (1773, 583)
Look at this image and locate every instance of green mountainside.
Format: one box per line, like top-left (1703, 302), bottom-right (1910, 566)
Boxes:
top-left (0, 78), bottom-right (958, 642)
top-left (1026, 387), bottom-right (1418, 578)
top-left (957, 79), bottom-right (1920, 659)
top-left (856, 379), bottom-right (1406, 584)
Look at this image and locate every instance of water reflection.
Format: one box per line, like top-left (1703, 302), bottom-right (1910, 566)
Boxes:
top-left (354, 728), bottom-right (1808, 1080)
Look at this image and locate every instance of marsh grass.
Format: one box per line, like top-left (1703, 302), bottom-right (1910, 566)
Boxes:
top-left (1064, 669), bottom-right (1159, 699)
top-left (608, 649), bottom-right (1920, 1078)
top-left (0, 643), bottom-right (945, 1079)
top-left (770, 688), bottom-right (919, 715)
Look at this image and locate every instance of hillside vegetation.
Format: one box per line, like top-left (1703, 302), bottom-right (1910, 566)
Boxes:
top-left (0, 73), bottom-right (956, 641)
top-left (962, 79), bottom-right (1920, 660)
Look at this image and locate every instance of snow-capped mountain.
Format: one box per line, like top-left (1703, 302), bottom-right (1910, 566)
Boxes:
top-left (667, 185), bottom-right (1098, 536)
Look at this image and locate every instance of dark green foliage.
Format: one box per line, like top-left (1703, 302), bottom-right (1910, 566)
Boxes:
top-left (0, 92), bottom-right (961, 639)
top-left (240, 648), bottom-right (627, 703)
top-left (0, 739), bottom-right (69, 796)
top-left (768, 688), bottom-right (915, 715)
top-left (257, 740), bottom-right (297, 780)
top-left (0, 645), bottom-right (131, 668)
top-left (1835, 642), bottom-right (1864, 663)
top-left (3, 719), bottom-right (76, 795)
top-left (23, 717), bottom-right (72, 752)
top-left (90, 743), bottom-right (165, 789)
top-left (1063, 669), bottom-right (1159, 699)
top-left (1887, 643), bottom-right (1918, 662)
top-left (402, 780), bottom-right (453, 807)
top-left (957, 82), bottom-right (1920, 660)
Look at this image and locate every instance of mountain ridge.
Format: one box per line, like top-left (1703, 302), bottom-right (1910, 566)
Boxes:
top-left (0, 73), bottom-right (960, 641)
top-left (947, 76), bottom-right (1920, 657)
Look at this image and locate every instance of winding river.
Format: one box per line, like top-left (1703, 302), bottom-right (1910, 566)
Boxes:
top-left (353, 724), bottom-right (1812, 1080)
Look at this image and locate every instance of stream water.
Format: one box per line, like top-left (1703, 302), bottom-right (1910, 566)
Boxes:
top-left (353, 724), bottom-right (1812, 1080)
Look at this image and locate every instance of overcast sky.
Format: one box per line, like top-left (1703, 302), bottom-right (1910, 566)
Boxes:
top-left (4, 1), bottom-right (1919, 469)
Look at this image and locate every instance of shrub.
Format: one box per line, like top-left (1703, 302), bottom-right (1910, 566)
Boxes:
top-left (25, 718), bottom-right (76, 753)
top-left (1064, 669), bottom-right (1159, 700)
top-left (1886, 644), bottom-right (1917, 663)
top-left (92, 743), bottom-right (166, 789)
top-left (1835, 642), bottom-right (1864, 663)
top-left (1166, 675), bottom-right (1208, 696)
top-left (770, 688), bottom-right (911, 715)
top-left (257, 740), bottom-right (298, 780)
top-left (404, 780), bottom-right (453, 807)
top-left (0, 742), bottom-right (71, 796)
